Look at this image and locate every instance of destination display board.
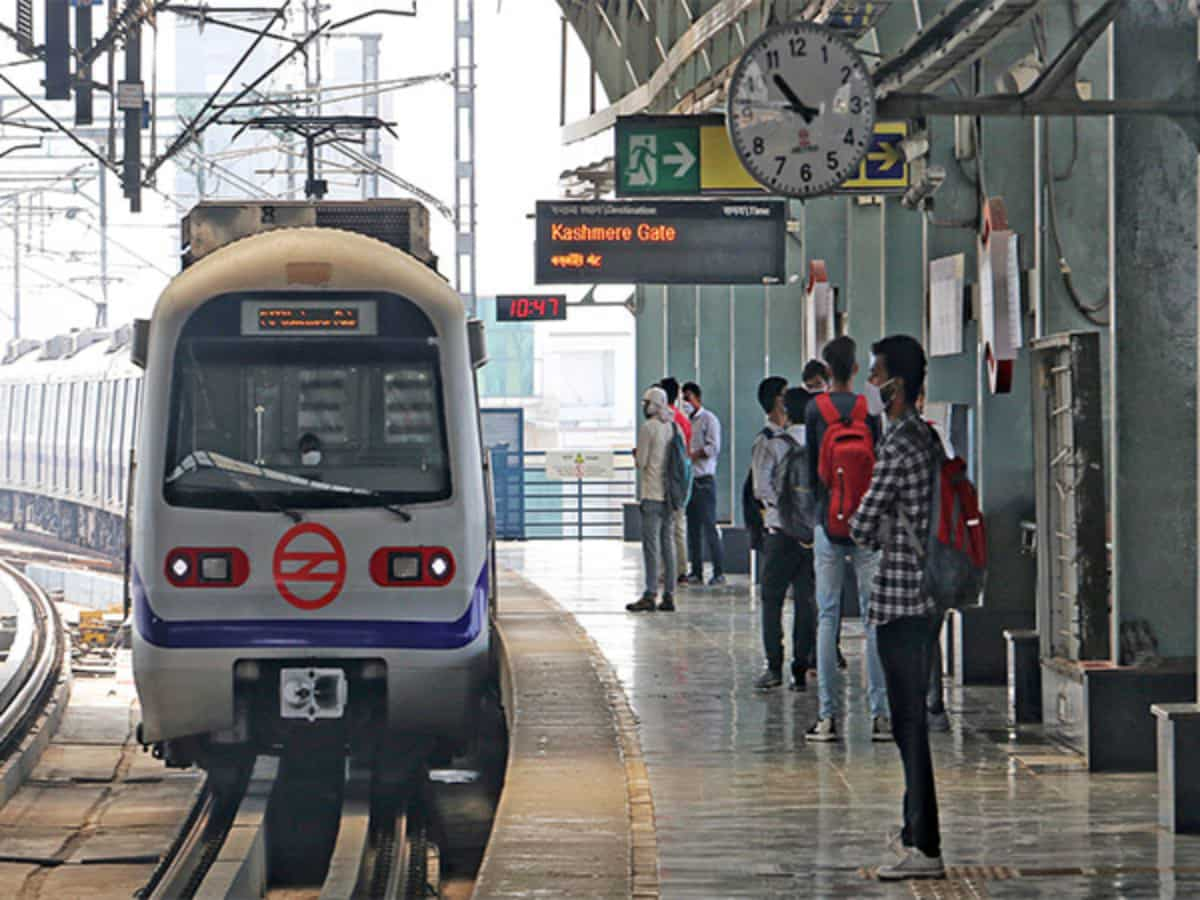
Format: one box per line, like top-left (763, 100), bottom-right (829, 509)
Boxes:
top-left (241, 299), bottom-right (378, 336)
top-left (496, 294), bottom-right (567, 322)
top-left (535, 200), bottom-right (786, 284)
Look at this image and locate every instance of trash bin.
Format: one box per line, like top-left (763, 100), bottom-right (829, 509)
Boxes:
top-left (1004, 629), bottom-right (1042, 725)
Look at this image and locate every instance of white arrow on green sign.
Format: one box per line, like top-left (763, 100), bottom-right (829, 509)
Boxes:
top-left (617, 124), bottom-right (701, 195)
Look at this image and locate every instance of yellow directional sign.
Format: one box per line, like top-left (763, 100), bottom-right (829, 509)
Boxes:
top-left (840, 121), bottom-right (910, 192)
top-left (616, 116), bottom-right (909, 196)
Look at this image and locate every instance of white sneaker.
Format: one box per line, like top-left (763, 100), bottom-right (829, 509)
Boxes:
top-left (877, 847), bottom-right (945, 881)
top-left (805, 717), bottom-right (839, 742)
top-left (884, 829), bottom-right (907, 861)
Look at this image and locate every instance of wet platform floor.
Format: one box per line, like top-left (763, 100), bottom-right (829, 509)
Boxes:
top-left (499, 541), bottom-right (1200, 899)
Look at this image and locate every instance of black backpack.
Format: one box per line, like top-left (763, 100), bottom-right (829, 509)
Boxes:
top-left (772, 432), bottom-right (815, 543)
top-left (741, 427), bottom-right (774, 551)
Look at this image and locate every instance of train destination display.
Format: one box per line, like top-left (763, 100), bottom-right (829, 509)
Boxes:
top-left (535, 200), bottom-right (786, 284)
top-left (496, 294), bottom-right (568, 322)
top-left (241, 299), bottom-right (379, 336)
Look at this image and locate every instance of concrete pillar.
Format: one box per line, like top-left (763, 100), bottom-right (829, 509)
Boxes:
top-left (1111, 4), bottom-right (1197, 665)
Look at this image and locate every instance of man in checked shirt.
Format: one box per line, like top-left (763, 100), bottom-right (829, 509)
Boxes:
top-left (849, 335), bottom-right (946, 882)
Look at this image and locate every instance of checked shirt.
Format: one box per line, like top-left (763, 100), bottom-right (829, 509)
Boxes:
top-left (849, 406), bottom-right (940, 626)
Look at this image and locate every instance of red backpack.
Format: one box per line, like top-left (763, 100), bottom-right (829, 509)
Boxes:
top-left (815, 393), bottom-right (875, 539)
top-left (899, 434), bottom-right (987, 611)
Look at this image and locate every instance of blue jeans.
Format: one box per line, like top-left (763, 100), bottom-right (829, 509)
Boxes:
top-left (815, 526), bottom-right (889, 720)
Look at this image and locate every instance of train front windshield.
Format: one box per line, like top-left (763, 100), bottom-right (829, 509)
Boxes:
top-left (163, 338), bottom-right (451, 511)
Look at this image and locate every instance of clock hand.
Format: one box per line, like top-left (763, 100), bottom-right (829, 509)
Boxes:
top-left (772, 73), bottom-right (819, 123)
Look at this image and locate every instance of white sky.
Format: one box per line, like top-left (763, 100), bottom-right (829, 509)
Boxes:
top-left (0, 1), bottom-right (621, 341)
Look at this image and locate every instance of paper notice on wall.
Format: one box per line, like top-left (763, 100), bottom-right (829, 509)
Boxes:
top-left (928, 254), bottom-right (964, 357)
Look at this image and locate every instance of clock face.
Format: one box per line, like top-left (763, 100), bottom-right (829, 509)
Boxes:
top-left (727, 22), bottom-right (877, 197)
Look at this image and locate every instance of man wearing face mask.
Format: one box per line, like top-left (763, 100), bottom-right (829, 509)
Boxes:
top-left (802, 358), bottom-right (831, 394)
top-left (628, 387), bottom-right (678, 612)
top-left (850, 335), bottom-right (944, 881)
top-left (804, 336), bottom-right (889, 743)
top-left (659, 378), bottom-right (692, 587)
top-left (299, 433), bottom-right (323, 467)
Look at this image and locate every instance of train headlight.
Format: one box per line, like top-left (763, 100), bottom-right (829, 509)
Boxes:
top-left (369, 547), bottom-right (455, 587)
top-left (428, 552), bottom-right (453, 583)
top-left (165, 548), bottom-right (249, 587)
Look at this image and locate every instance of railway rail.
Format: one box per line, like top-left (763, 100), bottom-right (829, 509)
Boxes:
top-left (0, 558), bottom-right (67, 766)
top-left (139, 752), bottom-right (438, 900)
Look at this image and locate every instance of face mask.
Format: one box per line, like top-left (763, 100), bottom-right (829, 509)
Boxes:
top-left (643, 403), bottom-right (654, 419)
top-left (681, 400), bottom-right (695, 416)
top-left (879, 378), bottom-right (899, 409)
top-left (863, 381), bottom-right (885, 417)
top-left (301, 450), bottom-right (322, 466)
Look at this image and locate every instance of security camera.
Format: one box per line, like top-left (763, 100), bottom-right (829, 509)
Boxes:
top-left (901, 165), bottom-right (946, 211)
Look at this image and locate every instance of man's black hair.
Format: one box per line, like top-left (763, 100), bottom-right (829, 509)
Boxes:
top-left (783, 387), bottom-right (812, 425)
top-left (822, 336), bottom-right (857, 384)
top-left (660, 376), bottom-right (680, 406)
top-left (871, 335), bottom-right (927, 405)
top-left (757, 376), bottom-right (788, 414)
top-left (801, 358), bottom-right (830, 385)
top-left (682, 381), bottom-right (701, 400)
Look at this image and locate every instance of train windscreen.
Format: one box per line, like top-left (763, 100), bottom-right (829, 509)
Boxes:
top-left (162, 338), bottom-right (451, 511)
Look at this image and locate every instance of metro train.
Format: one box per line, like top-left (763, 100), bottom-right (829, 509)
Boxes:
top-left (0, 201), bottom-right (497, 770)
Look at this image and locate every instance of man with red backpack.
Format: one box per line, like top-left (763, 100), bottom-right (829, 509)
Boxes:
top-left (804, 336), bottom-right (890, 743)
top-left (849, 335), bottom-right (946, 881)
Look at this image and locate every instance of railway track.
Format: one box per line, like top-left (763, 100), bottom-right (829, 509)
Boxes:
top-left (139, 753), bottom-right (438, 900)
top-left (0, 558), bottom-right (67, 766)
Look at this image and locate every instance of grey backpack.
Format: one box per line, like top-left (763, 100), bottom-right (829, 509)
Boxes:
top-left (772, 432), bottom-right (815, 543)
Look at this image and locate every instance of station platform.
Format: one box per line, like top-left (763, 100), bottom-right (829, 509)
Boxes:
top-left (498, 541), bottom-right (1200, 898)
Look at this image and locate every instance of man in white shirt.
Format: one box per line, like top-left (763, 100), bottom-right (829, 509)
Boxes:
top-left (628, 387), bottom-right (678, 612)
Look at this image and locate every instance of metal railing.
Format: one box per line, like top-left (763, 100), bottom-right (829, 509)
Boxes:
top-left (492, 450), bottom-right (636, 541)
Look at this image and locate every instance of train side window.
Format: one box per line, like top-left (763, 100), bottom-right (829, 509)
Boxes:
top-left (11, 385), bottom-right (25, 485)
top-left (45, 384), bottom-right (58, 492)
top-left (0, 384), bottom-right (10, 483)
top-left (116, 379), bottom-right (129, 501)
top-left (56, 383), bottom-right (71, 493)
top-left (28, 383), bottom-right (43, 486)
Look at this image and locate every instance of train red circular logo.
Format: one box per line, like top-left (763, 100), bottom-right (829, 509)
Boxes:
top-left (272, 522), bottom-right (347, 610)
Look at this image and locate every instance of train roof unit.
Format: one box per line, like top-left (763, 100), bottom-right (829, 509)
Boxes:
top-left (180, 199), bottom-right (436, 271)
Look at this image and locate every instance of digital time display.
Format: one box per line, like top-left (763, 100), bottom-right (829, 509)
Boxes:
top-left (258, 306), bottom-right (360, 330)
top-left (496, 295), bottom-right (567, 322)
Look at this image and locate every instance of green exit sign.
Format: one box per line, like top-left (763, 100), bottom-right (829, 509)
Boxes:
top-left (616, 124), bottom-right (700, 195)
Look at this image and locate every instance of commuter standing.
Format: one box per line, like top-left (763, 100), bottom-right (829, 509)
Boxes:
top-left (628, 387), bottom-right (677, 613)
top-left (805, 336), bottom-right (890, 742)
top-left (850, 335), bottom-right (945, 880)
top-left (753, 387), bottom-right (817, 691)
top-left (660, 377), bottom-right (691, 586)
top-left (682, 382), bottom-right (725, 586)
top-left (802, 358), bottom-right (831, 393)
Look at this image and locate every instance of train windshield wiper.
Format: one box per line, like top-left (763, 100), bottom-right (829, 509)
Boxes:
top-left (166, 451), bottom-right (413, 520)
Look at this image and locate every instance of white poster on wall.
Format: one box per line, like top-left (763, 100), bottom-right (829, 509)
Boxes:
top-left (928, 254), bottom-right (964, 357)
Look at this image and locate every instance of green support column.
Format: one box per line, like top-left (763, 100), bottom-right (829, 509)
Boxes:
top-left (1112, 5), bottom-right (1197, 663)
top-left (846, 198), bottom-right (885, 353)
top-left (698, 285), bottom-right (732, 517)
top-left (883, 199), bottom-right (924, 339)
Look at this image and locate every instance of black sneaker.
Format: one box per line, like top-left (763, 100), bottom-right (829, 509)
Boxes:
top-left (837, 648), bottom-right (848, 670)
top-left (708, 574), bottom-right (727, 587)
top-left (789, 668), bottom-right (807, 692)
top-left (754, 669), bottom-right (784, 691)
top-left (626, 595), bottom-right (657, 612)
top-left (685, 573), bottom-right (704, 586)
top-left (676, 573), bottom-right (690, 586)
top-left (657, 595), bottom-right (676, 612)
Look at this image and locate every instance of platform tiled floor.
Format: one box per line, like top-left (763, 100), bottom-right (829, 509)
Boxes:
top-left (500, 541), bottom-right (1200, 899)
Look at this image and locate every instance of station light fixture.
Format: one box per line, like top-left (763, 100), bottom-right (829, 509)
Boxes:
top-left (901, 164), bottom-right (947, 211)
